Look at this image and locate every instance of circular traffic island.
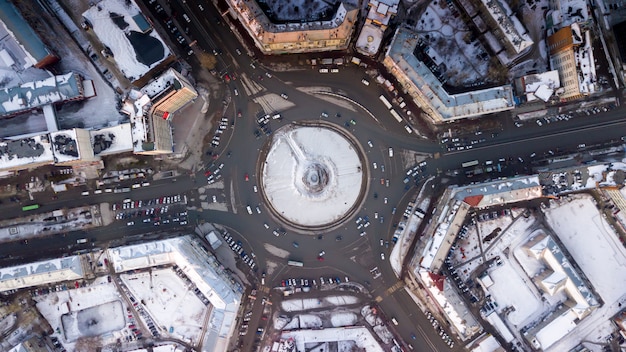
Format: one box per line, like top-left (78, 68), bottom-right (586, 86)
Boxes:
top-left (260, 123), bottom-right (367, 233)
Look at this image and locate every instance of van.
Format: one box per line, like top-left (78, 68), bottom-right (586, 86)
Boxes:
top-left (76, 238), bottom-right (88, 244)
top-left (319, 68), bottom-right (329, 73)
top-left (388, 147), bottom-right (394, 158)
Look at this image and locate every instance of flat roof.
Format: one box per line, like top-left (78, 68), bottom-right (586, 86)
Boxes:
top-left (0, 0), bottom-right (53, 64)
top-left (0, 73), bottom-right (81, 116)
top-left (479, 0), bottom-right (533, 54)
top-left (0, 255), bottom-right (83, 292)
top-left (0, 133), bottom-right (54, 171)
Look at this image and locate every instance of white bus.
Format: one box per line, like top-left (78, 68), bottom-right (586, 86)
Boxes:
top-left (287, 260), bottom-right (303, 267)
top-left (379, 95), bottom-right (393, 109)
top-left (389, 109), bottom-right (403, 123)
top-left (462, 160), bottom-right (479, 168)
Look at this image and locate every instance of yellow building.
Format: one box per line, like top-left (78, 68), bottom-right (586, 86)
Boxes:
top-left (142, 68), bottom-right (197, 120)
top-left (226, 0), bottom-right (358, 54)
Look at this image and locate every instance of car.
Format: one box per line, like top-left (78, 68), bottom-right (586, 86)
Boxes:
top-left (319, 250), bottom-right (326, 257)
top-left (380, 239), bottom-right (384, 246)
top-left (265, 72), bottom-right (272, 78)
top-left (349, 119), bottom-right (356, 125)
top-left (280, 93), bottom-right (288, 99)
top-left (391, 317), bottom-right (398, 325)
top-left (384, 197), bottom-right (388, 204)
top-left (388, 147), bottom-right (393, 157)
top-left (127, 221), bottom-right (134, 226)
top-left (256, 206), bottom-right (262, 214)
top-left (373, 162), bottom-right (377, 169)
top-left (536, 119), bottom-right (543, 126)
top-left (253, 185), bottom-right (258, 193)
top-left (317, 256), bottom-right (325, 261)
top-left (246, 206), bottom-right (253, 215)
top-left (292, 242), bottom-right (299, 248)
top-left (244, 173), bottom-right (249, 181)
top-left (578, 143), bottom-right (586, 148)
top-left (367, 140), bottom-right (373, 148)
top-left (321, 112), bottom-right (329, 118)
top-left (380, 252), bottom-right (385, 260)
top-left (335, 235), bottom-right (343, 241)
top-left (182, 13), bottom-right (191, 23)
top-left (361, 79), bottom-right (370, 86)
top-left (233, 88), bottom-right (239, 96)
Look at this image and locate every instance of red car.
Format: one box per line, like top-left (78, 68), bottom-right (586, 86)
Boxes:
top-left (223, 74), bottom-right (231, 82)
top-left (317, 256), bottom-right (325, 261)
top-left (244, 173), bottom-right (249, 182)
top-left (204, 170), bottom-right (212, 177)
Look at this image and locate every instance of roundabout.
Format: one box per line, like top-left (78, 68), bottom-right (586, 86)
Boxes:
top-left (259, 122), bottom-right (368, 233)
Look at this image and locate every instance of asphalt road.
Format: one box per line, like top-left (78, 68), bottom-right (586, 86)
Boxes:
top-left (2, 1), bottom-right (626, 351)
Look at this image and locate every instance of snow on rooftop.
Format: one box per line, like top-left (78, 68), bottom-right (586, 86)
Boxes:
top-left (121, 269), bottom-right (208, 343)
top-left (355, 23), bottom-right (384, 56)
top-left (0, 73), bottom-right (81, 116)
top-left (533, 309), bottom-right (578, 349)
top-left (280, 326), bottom-right (384, 352)
top-left (385, 28), bottom-right (516, 121)
top-left (49, 129), bottom-right (80, 163)
top-left (90, 123), bottom-right (134, 156)
top-left (262, 126), bottom-right (363, 227)
top-left (480, 0), bottom-right (533, 54)
top-left (523, 70), bottom-right (560, 102)
top-left (82, 0), bottom-right (171, 81)
top-left (549, 0), bottom-right (589, 28)
top-left (544, 194), bottom-right (626, 306)
top-left (0, 133), bottom-right (54, 171)
top-left (140, 68), bottom-right (180, 98)
top-left (0, 255), bottom-right (83, 292)
top-left (453, 175), bottom-right (542, 207)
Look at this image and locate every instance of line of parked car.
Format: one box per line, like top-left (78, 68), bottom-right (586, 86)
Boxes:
top-left (223, 231), bottom-right (257, 271)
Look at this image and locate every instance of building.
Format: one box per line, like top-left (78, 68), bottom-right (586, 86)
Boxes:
top-left (383, 28), bottom-right (515, 123)
top-left (0, 73), bottom-right (95, 119)
top-left (50, 129), bottom-right (98, 166)
top-left (522, 231), bottom-right (599, 350)
top-left (515, 70), bottom-right (561, 103)
top-left (355, 0), bottom-right (399, 56)
top-left (225, 0), bottom-right (358, 54)
top-left (107, 236), bottom-right (243, 352)
top-left (474, 0), bottom-right (533, 58)
top-left (547, 23), bottom-right (596, 101)
top-left (0, 256), bottom-right (84, 292)
top-left (0, 134), bottom-right (55, 172)
top-left (141, 68), bottom-right (197, 120)
top-left (546, 0), bottom-right (590, 31)
top-left (0, 0), bottom-right (59, 69)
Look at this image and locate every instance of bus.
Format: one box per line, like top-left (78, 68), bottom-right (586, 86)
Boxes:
top-left (287, 260), bottom-right (304, 267)
top-left (379, 95), bottom-right (393, 109)
top-left (462, 160), bottom-right (479, 168)
top-left (22, 204), bottom-right (40, 211)
top-left (389, 109), bottom-right (403, 123)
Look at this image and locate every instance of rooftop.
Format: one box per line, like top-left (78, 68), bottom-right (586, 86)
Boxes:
top-left (480, 0), bottom-right (534, 54)
top-left (385, 28), bottom-right (515, 121)
top-left (0, 255), bottom-right (83, 292)
top-left (0, 133), bottom-right (54, 171)
top-left (0, 73), bottom-right (82, 117)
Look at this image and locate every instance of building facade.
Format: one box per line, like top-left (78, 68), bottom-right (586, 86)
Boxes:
top-left (225, 0), bottom-right (358, 54)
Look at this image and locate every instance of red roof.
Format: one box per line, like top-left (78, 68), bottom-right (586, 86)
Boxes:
top-left (464, 195), bottom-right (484, 207)
top-left (428, 272), bottom-right (446, 291)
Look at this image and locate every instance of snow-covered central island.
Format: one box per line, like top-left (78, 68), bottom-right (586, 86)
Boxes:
top-left (261, 125), bottom-right (366, 230)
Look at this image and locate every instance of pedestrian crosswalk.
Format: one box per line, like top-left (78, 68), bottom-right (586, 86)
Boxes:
top-left (375, 281), bottom-right (405, 303)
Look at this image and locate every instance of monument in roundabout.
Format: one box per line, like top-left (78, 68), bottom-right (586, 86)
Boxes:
top-left (260, 122), bottom-right (368, 233)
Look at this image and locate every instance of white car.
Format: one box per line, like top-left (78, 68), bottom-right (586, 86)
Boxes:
top-left (361, 79), bottom-right (370, 86)
top-left (127, 221), bottom-right (134, 226)
top-left (380, 253), bottom-right (385, 260)
top-left (280, 93), bottom-right (288, 99)
top-left (256, 206), bottom-right (262, 214)
top-left (373, 162), bottom-right (377, 170)
top-left (246, 206), bottom-right (253, 215)
top-left (367, 140), bottom-right (373, 148)
top-left (253, 185), bottom-right (258, 193)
